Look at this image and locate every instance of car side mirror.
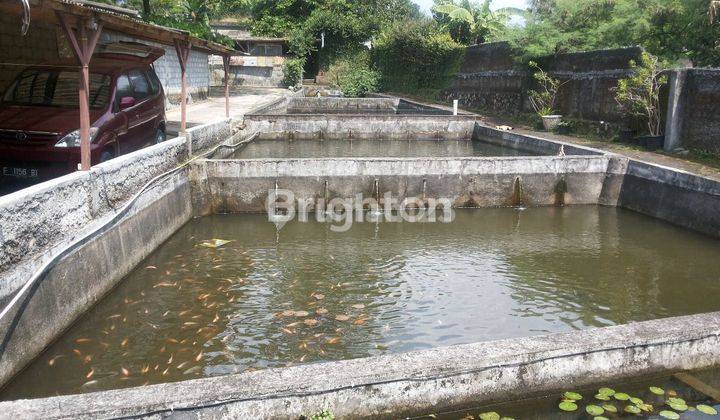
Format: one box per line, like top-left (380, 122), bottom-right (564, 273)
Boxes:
top-left (119, 96), bottom-right (136, 110)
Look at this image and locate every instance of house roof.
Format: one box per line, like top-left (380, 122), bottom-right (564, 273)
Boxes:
top-left (1, 0), bottom-right (234, 55)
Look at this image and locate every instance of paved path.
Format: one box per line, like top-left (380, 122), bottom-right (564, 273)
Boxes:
top-left (166, 87), bottom-right (288, 136)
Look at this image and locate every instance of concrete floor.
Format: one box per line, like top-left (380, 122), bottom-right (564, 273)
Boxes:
top-left (165, 87), bottom-right (289, 136)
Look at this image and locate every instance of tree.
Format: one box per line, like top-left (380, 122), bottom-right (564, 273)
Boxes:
top-left (614, 52), bottom-right (667, 136)
top-left (431, 0), bottom-right (509, 45)
top-left (711, 0), bottom-right (720, 22)
top-left (507, 0), bottom-right (720, 67)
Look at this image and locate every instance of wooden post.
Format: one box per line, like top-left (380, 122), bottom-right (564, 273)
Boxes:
top-left (222, 55), bottom-right (230, 119)
top-left (173, 38), bottom-right (191, 135)
top-left (57, 12), bottom-right (103, 171)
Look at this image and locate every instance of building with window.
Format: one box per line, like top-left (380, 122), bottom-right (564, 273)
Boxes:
top-left (210, 20), bottom-right (290, 87)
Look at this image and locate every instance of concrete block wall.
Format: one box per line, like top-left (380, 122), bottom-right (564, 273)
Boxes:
top-left (664, 69), bottom-right (720, 155)
top-left (101, 31), bottom-right (210, 106)
top-left (442, 43), bottom-right (642, 122)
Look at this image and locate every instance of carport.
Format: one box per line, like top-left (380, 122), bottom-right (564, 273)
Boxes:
top-left (0, 0), bottom-right (234, 171)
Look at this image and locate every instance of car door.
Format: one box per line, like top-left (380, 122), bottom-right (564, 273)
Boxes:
top-left (114, 73), bottom-right (140, 155)
top-left (127, 68), bottom-right (157, 149)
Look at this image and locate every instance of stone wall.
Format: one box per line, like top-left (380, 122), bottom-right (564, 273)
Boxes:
top-left (0, 13), bottom-right (210, 107)
top-left (443, 42), bottom-right (642, 122)
top-left (664, 69), bottom-right (720, 155)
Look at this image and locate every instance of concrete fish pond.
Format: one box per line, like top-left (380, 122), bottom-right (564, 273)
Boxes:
top-left (4, 208), bottom-right (720, 401)
top-left (0, 99), bottom-right (719, 418)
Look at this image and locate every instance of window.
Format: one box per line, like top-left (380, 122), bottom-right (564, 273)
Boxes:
top-left (146, 68), bottom-right (161, 95)
top-left (2, 69), bottom-right (111, 109)
top-left (250, 44), bottom-right (283, 57)
top-left (115, 74), bottom-right (132, 108)
top-left (128, 69), bottom-right (150, 100)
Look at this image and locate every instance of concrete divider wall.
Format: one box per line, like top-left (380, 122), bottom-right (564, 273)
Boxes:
top-left (243, 114), bottom-right (477, 140)
top-left (285, 97), bottom-right (400, 114)
top-left (4, 311), bottom-right (720, 419)
top-left (190, 156), bottom-right (615, 214)
top-left (474, 124), bottom-right (604, 156)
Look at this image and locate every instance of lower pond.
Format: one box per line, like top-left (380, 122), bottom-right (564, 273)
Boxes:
top-left (230, 138), bottom-right (542, 159)
top-left (4, 207), bottom-right (720, 399)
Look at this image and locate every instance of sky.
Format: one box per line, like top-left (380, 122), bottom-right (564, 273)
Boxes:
top-left (412, 0), bottom-right (528, 14)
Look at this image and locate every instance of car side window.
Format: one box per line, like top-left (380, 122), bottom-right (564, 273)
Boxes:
top-left (128, 69), bottom-right (150, 101)
top-left (115, 74), bottom-right (132, 109)
top-left (146, 68), bottom-right (160, 95)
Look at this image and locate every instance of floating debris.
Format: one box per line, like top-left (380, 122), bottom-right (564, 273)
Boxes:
top-left (199, 239), bottom-right (233, 248)
top-left (335, 315), bottom-right (350, 321)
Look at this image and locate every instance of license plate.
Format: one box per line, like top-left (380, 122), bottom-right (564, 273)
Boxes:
top-left (2, 166), bottom-right (39, 178)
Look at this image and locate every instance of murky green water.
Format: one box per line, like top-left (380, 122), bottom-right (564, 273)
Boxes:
top-left (230, 138), bottom-right (541, 159)
top-left (416, 367), bottom-right (720, 419)
top-left (4, 207), bottom-right (720, 400)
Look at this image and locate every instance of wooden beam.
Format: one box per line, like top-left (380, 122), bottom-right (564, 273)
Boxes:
top-left (173, 38), bottom-right (191, 136)
top-left (56, 11), bottom-right (103, 171)
top-left (223, 54), bottom-right (230, 119)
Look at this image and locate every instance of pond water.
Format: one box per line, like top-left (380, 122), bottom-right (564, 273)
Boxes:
top-left (414, 367), bottom-right (720, 419)
top-left (230, 138), bottom-right (542, 159)
top-left (4, 207), bottom-right (720, 399)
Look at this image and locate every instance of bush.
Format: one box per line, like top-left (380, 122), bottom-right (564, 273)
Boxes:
top-left (614, 52), bottom-right (667, 136)
top-left (325, 52), bottom-right (380, 97)
top-left (372, 20), bottom-right (465, 98)
top-left (282, 58), bottom-right (305, 87)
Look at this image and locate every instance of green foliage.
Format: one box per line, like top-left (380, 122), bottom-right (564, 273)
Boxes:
top-left (508, 0), bottom-right (720, 67)
top-left (431, 0), bottom-right (510, 45)
top-left (283, 58), bottom-right (306, 87)
top-left (527, 61), bottom-right (565, 116)
top-left (614, 52), bottom-right (667, 136)
top-left (325, 52), bottom-right (380, 97)
top-left (372, 20), bottom-right (465, 97)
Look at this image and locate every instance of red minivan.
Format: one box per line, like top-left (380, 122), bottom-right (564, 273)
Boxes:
top-left (0, 43), bottom-right (167, 183)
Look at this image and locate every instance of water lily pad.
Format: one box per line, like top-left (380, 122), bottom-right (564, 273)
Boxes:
top-left (650, 386), bottom-right (665, 395)
top-left (669, 402), bottom-right (688, 412)
top-left (558, 401), bottom-right (578, 412)
top-left (659, 411), bottom-right (680, 419)
top-left (602, 404), bottom-right (617, 413)
top-left (630, 397), bottom-right (644, 405)
top-left (478, 413), bottom-right (500, 420)
top-left (586, 405), bottom-right (604, 416)
top-left (598, 387), bottom-right (615, 396)
top-left (697, 404), bottom-right (718, 415)
top-left (668, 397), bottom-right (687, 405)
top-left (594, 417), bottom-right (610, 420)
top-left (624, 405), bottom-right (641, 414)
top-left (614, 392), bottom-right (630, 401)
top-left (595, 394), bottom-right (611, 401)
top-left (563, 391), bottom-right (583, 401)
top-left (199, 239), bottom-right (233, 248)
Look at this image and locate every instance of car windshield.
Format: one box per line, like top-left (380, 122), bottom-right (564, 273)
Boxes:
top-left (1, 69), bottom-right (112, 109)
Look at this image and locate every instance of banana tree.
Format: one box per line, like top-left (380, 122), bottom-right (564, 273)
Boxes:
top-left (432, 0), bottom-right (512, 45)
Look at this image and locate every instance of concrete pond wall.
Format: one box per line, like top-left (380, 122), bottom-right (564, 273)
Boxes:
top-left (0, 119), bottom-right (233, 389)
top-left (0, 110), bottom-right (720, 418)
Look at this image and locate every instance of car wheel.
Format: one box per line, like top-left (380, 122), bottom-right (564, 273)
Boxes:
top-left (155, 128), bottom-right (166, 144)
top-left (100, 150), bottom-right (114, 163)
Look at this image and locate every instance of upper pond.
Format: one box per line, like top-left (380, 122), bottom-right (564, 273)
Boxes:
top-left (230, 138), bottom-right (542, 159)
top-left (4, 206), bottom-right (720, 399)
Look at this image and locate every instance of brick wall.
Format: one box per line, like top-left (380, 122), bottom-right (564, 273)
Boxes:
top-left (0, 13), bottom-right (210, 107)
top-left (442, 42), bottom-right (642, 123)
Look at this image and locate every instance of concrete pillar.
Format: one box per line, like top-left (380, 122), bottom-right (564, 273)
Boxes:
top-left (664, 69), bottom-right (688, 152)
